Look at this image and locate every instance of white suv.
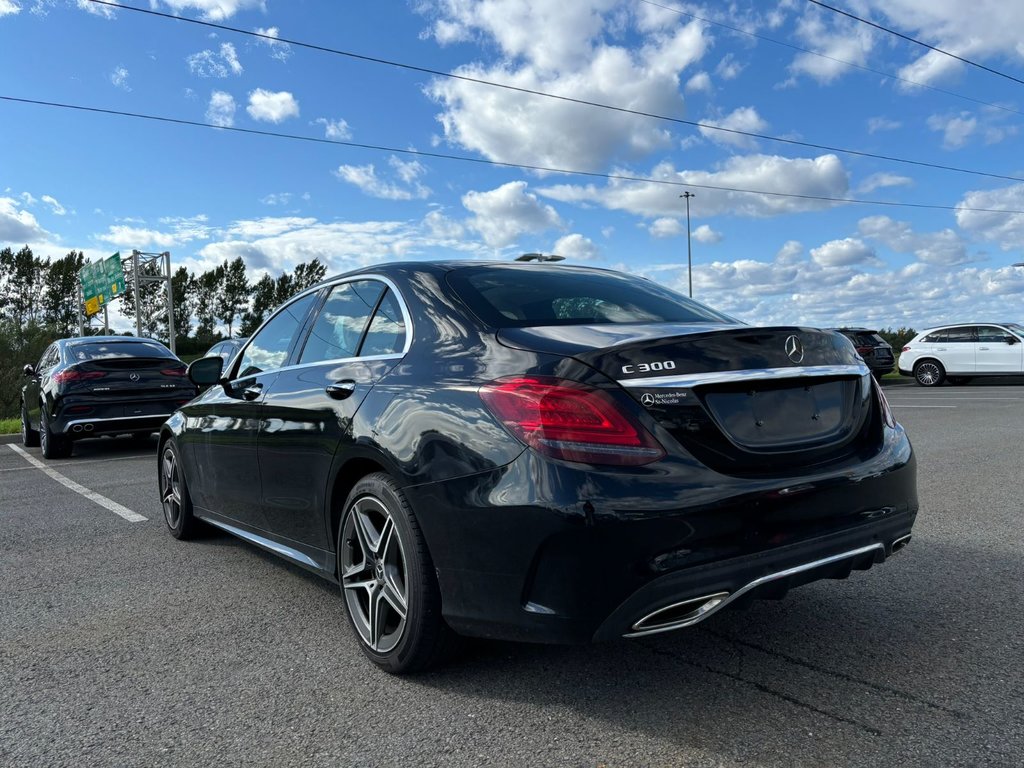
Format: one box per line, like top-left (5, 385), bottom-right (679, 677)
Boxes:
top-left (899, 323), bottom-right (1024, 386)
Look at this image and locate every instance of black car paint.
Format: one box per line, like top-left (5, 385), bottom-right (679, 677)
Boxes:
top-left (22, 336), bottom-right (196, 444)
top-left (161, 262), bottom-right (917, 644)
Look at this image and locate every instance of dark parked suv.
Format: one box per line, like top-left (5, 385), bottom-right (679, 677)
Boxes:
top-left (21, 336), bottom-right (196, 459)
top-left (832, 328), bottom-right (895, 378)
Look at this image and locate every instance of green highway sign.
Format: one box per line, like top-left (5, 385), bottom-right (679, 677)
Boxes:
top-left (80, 252), bottom-right (127, 316)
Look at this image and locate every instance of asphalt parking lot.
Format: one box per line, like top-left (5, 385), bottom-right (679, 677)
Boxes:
top-left (2, 383), bottom-right (1022, 768)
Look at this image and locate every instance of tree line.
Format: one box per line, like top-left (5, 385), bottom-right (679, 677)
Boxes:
top-left (0, 245), bottom-right (326, 418)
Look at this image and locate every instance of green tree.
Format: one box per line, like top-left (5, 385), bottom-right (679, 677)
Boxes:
top-left (293, 258), bottom-right (327, 291)
top-left (0, 246), bottom-right (49, 330)
top-left (194, 268), bottom-right (221, 343)
top-left (239, 273), bottom-right (276, 336)
top-left (170, 266), bottom-right (196, 342)
top-left (43, 250), bottom-right (85, 336)
top-left (214, 257), bottom-right (249, 338)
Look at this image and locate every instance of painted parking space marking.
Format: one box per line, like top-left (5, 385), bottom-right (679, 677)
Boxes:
top-left (890, 405), bottom-right (957, 408)
top-left (7, 444), bottom-right (147, 523)
top-left (0, 454), bottom-right (152, 474)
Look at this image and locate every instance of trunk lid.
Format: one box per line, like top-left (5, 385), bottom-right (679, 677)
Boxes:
top-left (498, 323), bottom-right (879, 476)
top-left (59, 358), bottom-right (191, 397)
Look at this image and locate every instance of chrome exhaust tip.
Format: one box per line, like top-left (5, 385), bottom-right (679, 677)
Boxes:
top-left (625, 592), bottom-right (730, 638)
top-left (891, 534), bottom-right (912, 554)
top-left (72, 424), bottom-right (83, 433)
top-left (83, 423), bottom-right (94, 432)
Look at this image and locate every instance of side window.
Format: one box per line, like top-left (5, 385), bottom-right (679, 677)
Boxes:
top-left (299, 280), bottom-right (384, 364)
top-left (922, 332), bottom-right (945, 343)
top-left (977, 326), bottom-right (1011, 343)
top-left (946, 328), bottom-right (974, 343)
top-left (37, 345), bottom-right (56, 371)
top-left (236, 292), bottom-right (318, 378)
top-left (361, 289), bottom-right (408, 357)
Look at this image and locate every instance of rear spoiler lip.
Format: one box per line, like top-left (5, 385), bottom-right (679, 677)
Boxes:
top-left (618, 364), bottom-right (870, 389)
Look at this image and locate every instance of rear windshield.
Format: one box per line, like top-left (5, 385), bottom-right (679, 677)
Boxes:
top-left (447, 266), bottom-right (736, 328)
top-left (68, 341), bottom-right (176, 361)
top-left (845, 331), bottom-right (886, 346)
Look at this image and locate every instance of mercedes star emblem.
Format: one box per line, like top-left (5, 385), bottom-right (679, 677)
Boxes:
top-left (129, 372), bottom-right (140, 382)
top-left (784, 335), bottom-right (804, 364)
top-left (640, 393), bottom-right (656, 407)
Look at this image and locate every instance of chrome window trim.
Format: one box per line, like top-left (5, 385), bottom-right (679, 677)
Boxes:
top-left (229, 273), bottom-right (413, 382)
top-left (617, 363), bottom-right (870, 389)
top-left (624, 543), bottom-right (885, 638)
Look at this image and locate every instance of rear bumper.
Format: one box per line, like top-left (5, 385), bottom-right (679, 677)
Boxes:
top-left (62, 414), bottom-right (170, 437)
top-left (407, 426), bottom-right (917, 645)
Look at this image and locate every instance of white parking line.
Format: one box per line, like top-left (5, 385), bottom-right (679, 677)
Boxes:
top-left (7, 444), bottom-right (148, 523)
top-left (890, 405), bottom-right (958, 408)
top-left (0, 454), bottom-right (151, 474)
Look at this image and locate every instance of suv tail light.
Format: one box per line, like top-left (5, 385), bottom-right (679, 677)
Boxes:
top-left (855, 345), bottom-right (873, 355)
top-left (160, 368), bottom-right (187, 377)
top-left (479, 376), bottom-right (665, 466)
top-left (902, 346), bottom-right (911, 352)
top-left (52, 370), bottom-right (105, 384)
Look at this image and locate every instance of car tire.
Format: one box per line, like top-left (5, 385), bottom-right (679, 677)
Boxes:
top-left (913, 360), bottom-right (945, 387)
top-left (21, 402), bottom-right (39, 448)
top-left (160, 441), bottom-right (202, 540)
top-left (338, 472), bottom-right (459, 674)
top-left (39, 408), bottom-right (71, 459)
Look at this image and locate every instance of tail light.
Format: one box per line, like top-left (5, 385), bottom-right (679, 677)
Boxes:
top-left (902, 346), bottom-right (911, 352)
top-left (855, 345), bottom-right (873, 355)
top-left (479, 376), bottom-right (665, 466)
top-left (874, 381), bottom-right (896, 428)
top-left (52, 370), bottom-right (105, 384)
top-left (160, 368), bottom-right (187, 377)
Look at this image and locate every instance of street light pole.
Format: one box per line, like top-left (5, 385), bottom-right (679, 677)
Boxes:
top-left (680, 192), bottom-right (695, 298)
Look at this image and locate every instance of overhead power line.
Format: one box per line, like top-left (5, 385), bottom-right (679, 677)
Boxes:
top-left (88, 0), bottom-right (1022, 185)
top-left (3, 94), bottom-right (1023, 216)
top-left (638, 0), bottom-right (1024, 118)
top-left (806, 0), bottom-right (1024, 87)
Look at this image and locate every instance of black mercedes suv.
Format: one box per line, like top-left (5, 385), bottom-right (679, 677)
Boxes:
top-left (831, 328), bottom-right (896, 378)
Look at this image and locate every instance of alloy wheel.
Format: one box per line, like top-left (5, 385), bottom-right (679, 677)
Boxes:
top-left (915, 362), bottom-right (941, 386)
top-left (161, 447), bottom-right (183, 529)
top-left (341, 495), bottom-right (409, 654)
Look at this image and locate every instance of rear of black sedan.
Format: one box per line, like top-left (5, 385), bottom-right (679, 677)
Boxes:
top-left (159, 262), bottom-right (917, 673)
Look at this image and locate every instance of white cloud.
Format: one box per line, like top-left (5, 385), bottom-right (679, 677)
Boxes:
top-left (424, 3), bottom-right (708, 172)
top-left (424, 209), bottom-right (465, 240)
top-left (553, 233), bottom-right (598, 260)
top-left (110, 65), bottom-right (130, 91)
top-left (0, 1), bottom-right (21, 17)
top-left (685, 71), bottom-right (711, 93)
top-left (956, 184), bottom-right (1024, 252)
top-left (858, 216), bottom-right (967, 265)
top-left (186, 42), bottom-right (243, 77)
top-left (246, 89), bottom-right (299, 123)
top-left (206, 90), bottom-right (236, 127)
top-left (260, 193), bottom-right (293, 206)
top-left (0, 196), bottom-right (50, 244)
top-left (315, 117), bottom-right (351, 140)
top-left (96, 215), bottom-right (211, 249)
top-left (254, 26), bottom-right (291, 61)
top-left (698, 106), bottom-right (768, 149)
top-left (77, 0), bottom-right (116, 18)
top-left (867, 116), bottom-right (901, 134)
top-left (648, 217), bottom-right (683, 238)
top-left (927, 112), bottom-right (977, 149)
top-left (715, 54), bottom-right (743, 80)
top-left (154, 1), bottom-right (265, 22)
top-left (857, 173), bottom-right (914, 194)
top-left (787, 10), bottom-right (874, 84)
top-left (776, 240), bottom-right (803, 264)
top-left (462, 181), bottom-right (564, 248)
top-left (539, 154), bottom-right (850, 219)
top-left (810, 237), bottom-right (876, 267)
top-left (335, 156), bottom-right (431, 200)
top-left (692, 224), bottom-right (722, 244)
top-left (40, 195), bottom-right (66, 215)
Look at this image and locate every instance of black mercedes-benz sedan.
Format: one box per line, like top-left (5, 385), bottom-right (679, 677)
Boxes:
top-left (21, 336), bottom-right (196, 459)
top-left (159, 261), bottom-right (917, 673)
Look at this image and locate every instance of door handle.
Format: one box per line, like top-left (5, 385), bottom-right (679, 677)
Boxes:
top-left (326, 380), bottom-right (357, 400)
top-left (979, 346), bottom-right (990, 350)
top-left (242, 384), bottom-right (263, 401)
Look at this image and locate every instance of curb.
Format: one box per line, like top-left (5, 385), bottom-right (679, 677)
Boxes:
top-left (0, 433), bottom-right (22, 444)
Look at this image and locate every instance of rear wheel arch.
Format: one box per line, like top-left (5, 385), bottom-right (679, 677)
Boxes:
top-left (329, 456), bottom-right (394, 558)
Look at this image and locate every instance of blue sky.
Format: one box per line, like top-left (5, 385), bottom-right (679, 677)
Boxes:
top-left (2, 0), bottom-right (1024, 332)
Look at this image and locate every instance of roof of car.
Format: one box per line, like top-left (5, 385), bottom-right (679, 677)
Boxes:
top-left (919, 322), bottom-right (1017, 332)
top-left (60, 335), bottom-right (168, 346)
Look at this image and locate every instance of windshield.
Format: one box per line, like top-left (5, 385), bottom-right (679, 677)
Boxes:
top-left (448, 266), bottom-right (737, 329)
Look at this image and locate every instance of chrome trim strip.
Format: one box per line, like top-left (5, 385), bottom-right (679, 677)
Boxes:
top-left (197, 517), bottom-right (320, 569)
top-left (64, 415), bottom-right (170, 432)
top-left (618, 364), bottom-right (870, 389)
top-left (623, 542), bottom-right (884, 638)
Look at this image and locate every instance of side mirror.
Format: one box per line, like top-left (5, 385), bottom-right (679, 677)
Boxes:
top-left (23, 364), bottom-right (35, 377)
top-left (188, 355), bottom-right (225, 387)
top-left (1007, 336), bottom-right (1019, 345)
